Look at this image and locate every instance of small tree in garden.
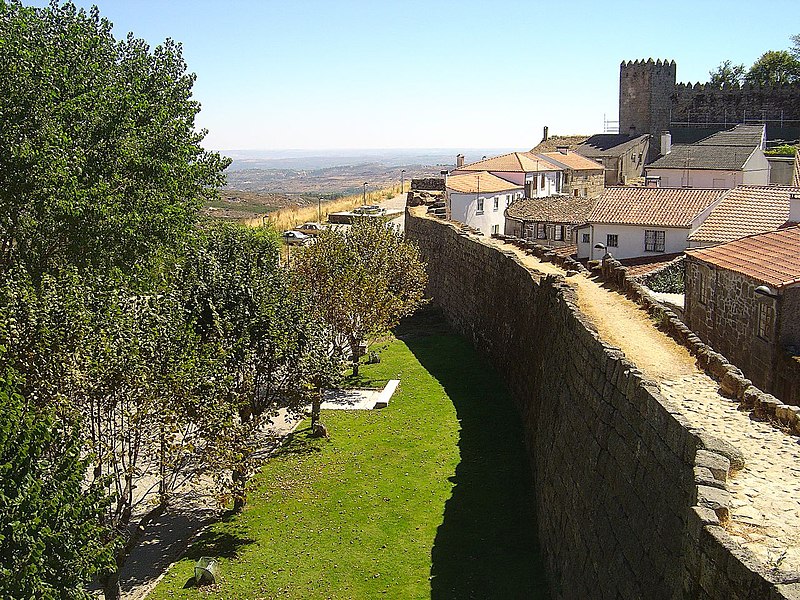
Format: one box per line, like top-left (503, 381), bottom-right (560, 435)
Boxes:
top-left (0, 366), bottom-right (115, 600)
top-left (294, 218), bottom-right (427, 376)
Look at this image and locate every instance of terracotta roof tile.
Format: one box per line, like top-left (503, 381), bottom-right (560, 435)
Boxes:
top-left (506, 195), bottom-right (595, 224)
top-left (687, 185), bottom-right (800, 245)
top-left (456, 151), bottom-right (562, 173)
top-left (685, 226), bottom-right (800, 288)
top-left (446, 171), bottom-right (522, 194)
top-left (588, 187), bottom-right (725, 228)
top-left (539, 151), bottom-right (604, 172)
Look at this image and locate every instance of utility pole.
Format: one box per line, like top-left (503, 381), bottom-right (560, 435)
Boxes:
top-left (363, 182), bottom-right (368, 205)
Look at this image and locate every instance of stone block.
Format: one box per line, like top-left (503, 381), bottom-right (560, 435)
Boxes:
top-left (696, 433), bottom-right (746, 473)
top-left (695, 449), bottom-right (731, 481)
top-left (696, 486), bottom-right (731, 522)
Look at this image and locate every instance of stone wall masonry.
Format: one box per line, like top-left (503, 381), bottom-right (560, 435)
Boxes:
top-left (405, 208), bottom-right (797, 599)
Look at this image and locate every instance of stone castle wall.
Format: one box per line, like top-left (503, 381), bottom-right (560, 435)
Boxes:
top-left (406, 209), bottom-right (795, 599)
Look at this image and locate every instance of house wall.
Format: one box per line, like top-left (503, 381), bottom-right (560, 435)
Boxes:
top-left (684, 258), bottom-right (778, 394)
top-left (406, 208), bottom-right (791, 599)
top-left (449, 190), bottom-right (521, 234)
top-left (741, 151), bottom-right (770, 185)
top-left (646, 168), bottom-right (743, 189)
top-left (767, 156), bottom-right (796, 185)
top-left (580, 138), bottom-right (650, 186)
top-left (589, 224), bottom-right (691, 260)
top-left (564, 170), bottom-right (604, 198)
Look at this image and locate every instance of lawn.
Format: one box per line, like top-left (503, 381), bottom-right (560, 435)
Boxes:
top-left (148, 330), bottom-right (549, 599)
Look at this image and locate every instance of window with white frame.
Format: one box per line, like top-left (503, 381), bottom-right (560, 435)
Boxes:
top-left (536, 222), bottom-right (547, 239)
top-left (476, 197), bottom-right (484, 214)
top-left (606, 234), bottom-right (618, 248)
top-left (644, 229), bottom-right (666, 252)
top-left (582, 233), bottom-right (590, 243)
top-left (493, 197), bottom-right (499, 211)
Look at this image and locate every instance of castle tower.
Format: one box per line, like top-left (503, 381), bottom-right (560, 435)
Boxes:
top-left (619, 59), bottom-right (676, 161)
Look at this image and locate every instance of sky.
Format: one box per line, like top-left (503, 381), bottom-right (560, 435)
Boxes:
top-left (24, 0), bottom-right (800, 152)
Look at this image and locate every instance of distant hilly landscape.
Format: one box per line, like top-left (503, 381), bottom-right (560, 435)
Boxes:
top-left (209, 148), bottom-right (515, 220)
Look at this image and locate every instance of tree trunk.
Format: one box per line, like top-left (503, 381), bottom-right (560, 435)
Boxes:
top-left (350, 340), bottom-right (361, 376)
top-left (232, 466), bottom-right (246, 512)
top-left (102, 567), bottom-right (121, 600)
top-left (311, 388), bottom-right (322, 429)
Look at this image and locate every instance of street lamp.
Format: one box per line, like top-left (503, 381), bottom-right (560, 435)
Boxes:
top-left (755, 285), bottom-right (778, 299)
top-left (318, 197), bottom-right (323, 224)
top-left (401, 169), bottom-right (406, 194)
top-left (363, 182), bottom-right (368, 205)
top-left (593, 242), bottom-right (611, 261)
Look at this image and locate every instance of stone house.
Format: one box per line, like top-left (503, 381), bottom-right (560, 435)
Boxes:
top-left (580, 187), bottom-right (726, 261)
top-left (684, 225), bottom-right (800, 403)
top-left (504, 195), bottom-right (594, 249)
top-left (445, 171), bottom-right (523, 235)
top-left (537, 149), bottom-right (605, 198)
top-left (646, 125), bottom-right (770, 189)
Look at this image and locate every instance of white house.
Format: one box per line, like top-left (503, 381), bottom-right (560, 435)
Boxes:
top-left (446, 171), bottom-right (523, 235)
top-left (452, 152), bottom-right (563, 198)
top-left (580, 187), bottom-right (727, 261)
top-left (646, 125), bottom-right (770, 189)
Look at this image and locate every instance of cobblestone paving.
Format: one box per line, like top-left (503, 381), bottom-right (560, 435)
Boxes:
top-left (661, 374), bottom-right (800, 575)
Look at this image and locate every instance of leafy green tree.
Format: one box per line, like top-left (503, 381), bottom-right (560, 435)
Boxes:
top-left (708, 60), bottom-right (746, 86)
top-left (0, 1), bottom-right (229, 279)
top-left (294, 219), bottom-right (427, 376)
top-left (0, 365), bottom-right (115, 599)
top-left (746, 50), bottom-right (800, 85)
top-left (791, 33), bottom-right (800, 59)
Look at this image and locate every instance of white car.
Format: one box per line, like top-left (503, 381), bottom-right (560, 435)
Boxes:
top-left (281, 230), bottom-right (310, 246)
top-left (293, 222), bottom-right (326, 236)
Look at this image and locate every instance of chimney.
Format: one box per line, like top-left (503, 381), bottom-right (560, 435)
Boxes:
top-left (556, 146), bottom-right (569, 155)
top-left (645, 175), bottom-right (661, 188)
top-left (543, 125), bottom-right (549, 141)
top-left (456, 153), bottom-right (465, 168)
top-left (790, 192), bottom-right (800, 223)
top-left (660, 131), bottom-right (672, 156)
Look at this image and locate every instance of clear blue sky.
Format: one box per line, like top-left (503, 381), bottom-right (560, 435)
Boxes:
top-left (25, 0), bottom-right (800, 151)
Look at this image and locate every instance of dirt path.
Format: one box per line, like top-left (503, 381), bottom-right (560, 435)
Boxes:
top-left (495, 241), bottom-right (697, 381)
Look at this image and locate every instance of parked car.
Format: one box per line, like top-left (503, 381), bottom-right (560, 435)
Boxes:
top-left (281, 230), bottom-right (310, 245)
top-left (293, 222), bottom-right (326, 236)
top-left (352, 205), bottom-right (386, 216)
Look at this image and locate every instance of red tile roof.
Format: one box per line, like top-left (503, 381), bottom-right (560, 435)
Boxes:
top-left (687, 185), bottom-right (800, 245)
top-left (588, 187), bottom-right (725, 228)
top-left (446, 171), bottom-right (522, 194)
top-left (685, 226), bottom-right (800, 288)
top-left (539, 151), bottom-right (604, 172)
top-left (455, 151), bottom-right (562, 173)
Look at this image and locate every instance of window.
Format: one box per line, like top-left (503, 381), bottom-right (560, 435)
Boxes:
top-left (554, 225), bottom-right (564, 241)
top-left (491, 224), bottom-right (500, 235)
top-left (698, 269), bottom-right (709, 305)
top-left (757, 301), bottom-right (774, 340)
top-left (540, 174), bottom-right (545, 189)
top-left (476, 197), bottom-right (484, 214)
top-left (582, 233), bottom-right (590, 244)
top-left (606, 234), bottom-right (618, 248)
top-left (506, 194), bottom-right (511, 206)
top-left (493, 197), bottom-right (499, 211)
top-left (536, 222), bottom-right (547, 239)
top-left (644, 229), bottom-right (666, 252)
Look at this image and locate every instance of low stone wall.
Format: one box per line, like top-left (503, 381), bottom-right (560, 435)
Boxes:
top-left (406, 209), bottom-right (797, 599)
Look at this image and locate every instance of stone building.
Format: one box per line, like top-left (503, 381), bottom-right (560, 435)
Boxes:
top-left (684, 226), bottom-right (800, 403)
top-left (619, 58), bottom-right (800, 162)
top-left (504, 194), bottom-right (594, 248)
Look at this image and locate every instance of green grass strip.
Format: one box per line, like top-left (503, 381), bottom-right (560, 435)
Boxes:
top-left (148, 334), bottom-right (548, 599)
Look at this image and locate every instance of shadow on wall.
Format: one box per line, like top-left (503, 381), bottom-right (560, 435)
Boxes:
top-left (401, 332), bottom-right (550, 599)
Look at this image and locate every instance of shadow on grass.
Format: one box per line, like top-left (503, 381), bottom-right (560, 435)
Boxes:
top-left (271, 426), bottom-right (326, 458)
top-left (402, 317), bottom-right (550, 599)
top-left (183, 528), bottom-right (255, 561)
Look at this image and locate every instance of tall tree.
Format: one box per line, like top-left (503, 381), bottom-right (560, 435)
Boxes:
top-left (708, 60), bottom-right (746, 86)
top-left (0, 1), bottom-right (229, 279)
top-left (0, 365), bottom-right (115, 599)
top-left (294, 218), bottom-right (427, 376)
top-left (746, 50), bottom-right (800, 85)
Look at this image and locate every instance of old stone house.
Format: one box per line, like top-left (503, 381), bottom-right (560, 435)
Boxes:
top-left (445, 171), bottom-right (523, 235)
top-left (504, 195), bottom-right (594, 249)
top-left (684, 226), bottom-right (800, 403)
top-left (646, 125), bottom-right (770, 189)
top-left (537, 149), bottom-right (605, 198)
top-left (580, 187), bottom-right (726, 261)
